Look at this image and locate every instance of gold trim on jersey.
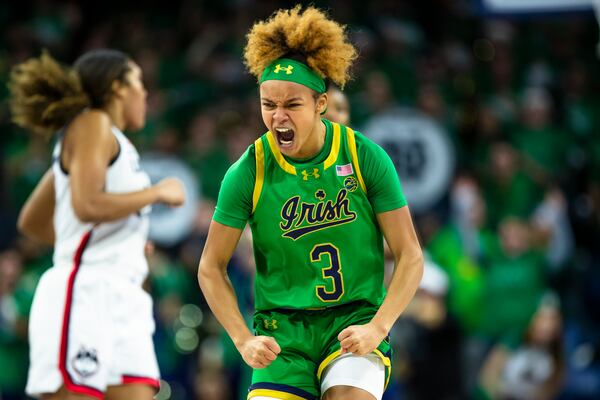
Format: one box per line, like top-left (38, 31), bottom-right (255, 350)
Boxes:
top-left (316, 348), bottom-right (392, 389)
top-left (323, 122), bottom-right (341, 170)
top-left (266, 131), bottom-right (297, 175)
top-left (253, 138), bottom-right (265, 213)
top-left (346, 128), bottom-right (367, 193)
top-left (247, 389), bottom-right (307, 400)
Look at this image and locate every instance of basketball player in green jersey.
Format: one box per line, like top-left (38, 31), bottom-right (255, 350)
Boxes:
top-left (198, 6), bottom-right (423, 400)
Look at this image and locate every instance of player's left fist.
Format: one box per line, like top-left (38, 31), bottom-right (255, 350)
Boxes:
top-left (337, 322), bottom-right (387, 356)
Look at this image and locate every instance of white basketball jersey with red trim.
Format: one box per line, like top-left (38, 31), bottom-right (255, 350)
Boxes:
top-left (52, 127), bottom-right (151, 284)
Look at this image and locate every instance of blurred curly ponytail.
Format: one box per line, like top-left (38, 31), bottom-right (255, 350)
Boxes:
top-left (9, 48), bottom-right (132, 138)
top-left (8, 50), bottom-right (89, 138)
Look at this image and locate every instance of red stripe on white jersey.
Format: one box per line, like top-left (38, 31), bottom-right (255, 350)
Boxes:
top-left (122, 375), bottom-right (161, 389)
top-left (58, 230), bottom-right (102, 399)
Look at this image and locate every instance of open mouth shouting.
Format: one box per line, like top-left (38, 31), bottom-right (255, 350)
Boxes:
top-left (275, 127), bottom-right (295, 150)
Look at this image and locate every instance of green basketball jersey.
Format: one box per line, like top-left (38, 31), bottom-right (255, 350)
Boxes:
top-left (250, 120), bottom-right (387, 310)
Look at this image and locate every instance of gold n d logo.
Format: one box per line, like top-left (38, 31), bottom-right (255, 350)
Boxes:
top-left (302, 168), bottom-right (320, 181)
top-left (274, 64), bottom-right (294, 75)
top-left (263, 319), bottom-right (278, 330)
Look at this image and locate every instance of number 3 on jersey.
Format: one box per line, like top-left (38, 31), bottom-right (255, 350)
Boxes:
top-left (310, 244), bottom-right (344, 302)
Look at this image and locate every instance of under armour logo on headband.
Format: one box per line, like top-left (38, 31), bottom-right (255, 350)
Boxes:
top-left (260, 58), bottom-right (325, 93)
top-left (274, 64), bottom-right (294, 75)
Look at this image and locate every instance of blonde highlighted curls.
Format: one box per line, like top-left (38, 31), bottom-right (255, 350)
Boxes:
top-left (244, 5), bottom-right (357, 88)
top-left (8, 51), bottom-right (89, 138)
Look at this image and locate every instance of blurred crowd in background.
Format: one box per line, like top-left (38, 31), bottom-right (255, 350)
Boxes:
top-left (1, 1), bottom-right (600, 399)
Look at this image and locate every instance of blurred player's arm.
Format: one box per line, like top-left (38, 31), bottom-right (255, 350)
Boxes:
top-left (17, 168), bottom-right (55, 245)
top-left (67, 111), bottom-right (183, 223)
top-left (198, 220), bottom-right (280, 368)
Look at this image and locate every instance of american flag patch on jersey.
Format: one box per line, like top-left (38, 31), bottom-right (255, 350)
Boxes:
top-left (336, 163), bottom-right (354, 176)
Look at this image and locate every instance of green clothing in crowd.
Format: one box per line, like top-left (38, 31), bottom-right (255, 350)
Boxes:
top-left (427, 223), bottom-right (496, 334)
top-left (480, 250), bottom-right (546, 341)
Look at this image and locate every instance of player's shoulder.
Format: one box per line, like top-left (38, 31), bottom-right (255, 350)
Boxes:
top-left (70, 109), bottom-right (111, 130)
top-left (64, 109), bottom-right (114, 149)
top-left (67, 109), bottom-right (112, 137)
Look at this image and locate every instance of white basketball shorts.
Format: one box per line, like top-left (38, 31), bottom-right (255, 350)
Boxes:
top-left (26, 263), bottom-right (159, 399)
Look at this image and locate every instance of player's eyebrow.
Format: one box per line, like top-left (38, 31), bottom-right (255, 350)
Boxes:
top-left (261, 97), bottom-right (304, 103)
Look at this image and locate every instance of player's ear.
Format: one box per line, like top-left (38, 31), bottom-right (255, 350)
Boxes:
top-left (317, 93), bottom-right (328, 115)
top-left (111, 79), bottom-right (127, 100)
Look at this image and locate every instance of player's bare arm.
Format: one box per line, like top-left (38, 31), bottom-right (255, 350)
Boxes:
top-left (17, 168), bottom-right (55, 245)
top-left (66, 111), bottom-right (184, 223)
top-left (198, 220), bottom-right (281, 369)
top-left (338, 206), bottom-right (423, 355)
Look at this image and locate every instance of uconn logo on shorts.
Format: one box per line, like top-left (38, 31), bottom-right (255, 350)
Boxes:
top-left (71, 346), bottom-right (100, 378)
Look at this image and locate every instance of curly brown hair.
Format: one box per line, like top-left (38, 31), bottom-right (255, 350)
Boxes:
top-left (8, 51), bottom-right (89, 138)
top-left (244, 5), bottom-right (357, 88)
top-left (8, 49), bottom-right (132, 138)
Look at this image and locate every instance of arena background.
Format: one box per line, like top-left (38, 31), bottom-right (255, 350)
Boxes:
top-left (1, 0), bottom-right (600, 399)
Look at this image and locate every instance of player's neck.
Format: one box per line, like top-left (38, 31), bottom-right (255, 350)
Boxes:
top-left (103, 101), bottom-right (126, 131)
top-left (296, 119), bottom-right (326, 160)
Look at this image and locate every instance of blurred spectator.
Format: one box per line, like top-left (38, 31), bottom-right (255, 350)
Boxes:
top-left (459, 104), bottom-right (504, 172)
top-left (511, 87), bottom-right (569, 182)
top-left (324, 85), bottom-right (350, 126)
top-left (350, 70), bottom-right (397, 124)
top-left (427, 176), bottom-right (493, 333)
top-left (394, 259), bottom-right (464, 400)
top-left (417, 83), bottom-right (449, 125)
top-left (479, 297), bottom-right (565, 400)
top-left (182, 112), bottom-right (229, 201)
top-left (562, 61), bottom-right (597, 140)
top-left (531, 189), bottom-right (574, 275)
top-left (481, 143), bottom-right (542, 229)
top-left (483, 28), bottom-right (519, 125)
top-left (480, 218), bottom-right (547, 342)
top-left (0, 250), bottom-right (29, 399)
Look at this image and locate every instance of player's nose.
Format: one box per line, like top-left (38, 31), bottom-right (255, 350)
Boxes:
top-left (272, 106), bottom-right (289, 123)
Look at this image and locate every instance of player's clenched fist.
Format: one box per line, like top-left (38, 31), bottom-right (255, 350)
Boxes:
top-left (338, 322), bottom-right (387, 356)
top-left (238, 335), bottom-right (281, 369)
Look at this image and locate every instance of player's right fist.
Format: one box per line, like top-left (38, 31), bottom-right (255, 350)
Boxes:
top-left (238, 335), bottom-right (281, 369)
top-left (153, 177), bottom-right (185, 207)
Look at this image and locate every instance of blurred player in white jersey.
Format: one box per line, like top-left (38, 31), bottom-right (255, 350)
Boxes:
top-left (9, 49), bottom-right (185, 400)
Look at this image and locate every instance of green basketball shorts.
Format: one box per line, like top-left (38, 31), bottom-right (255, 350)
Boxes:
top-left (247, 301), bottom-right (392, 399)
